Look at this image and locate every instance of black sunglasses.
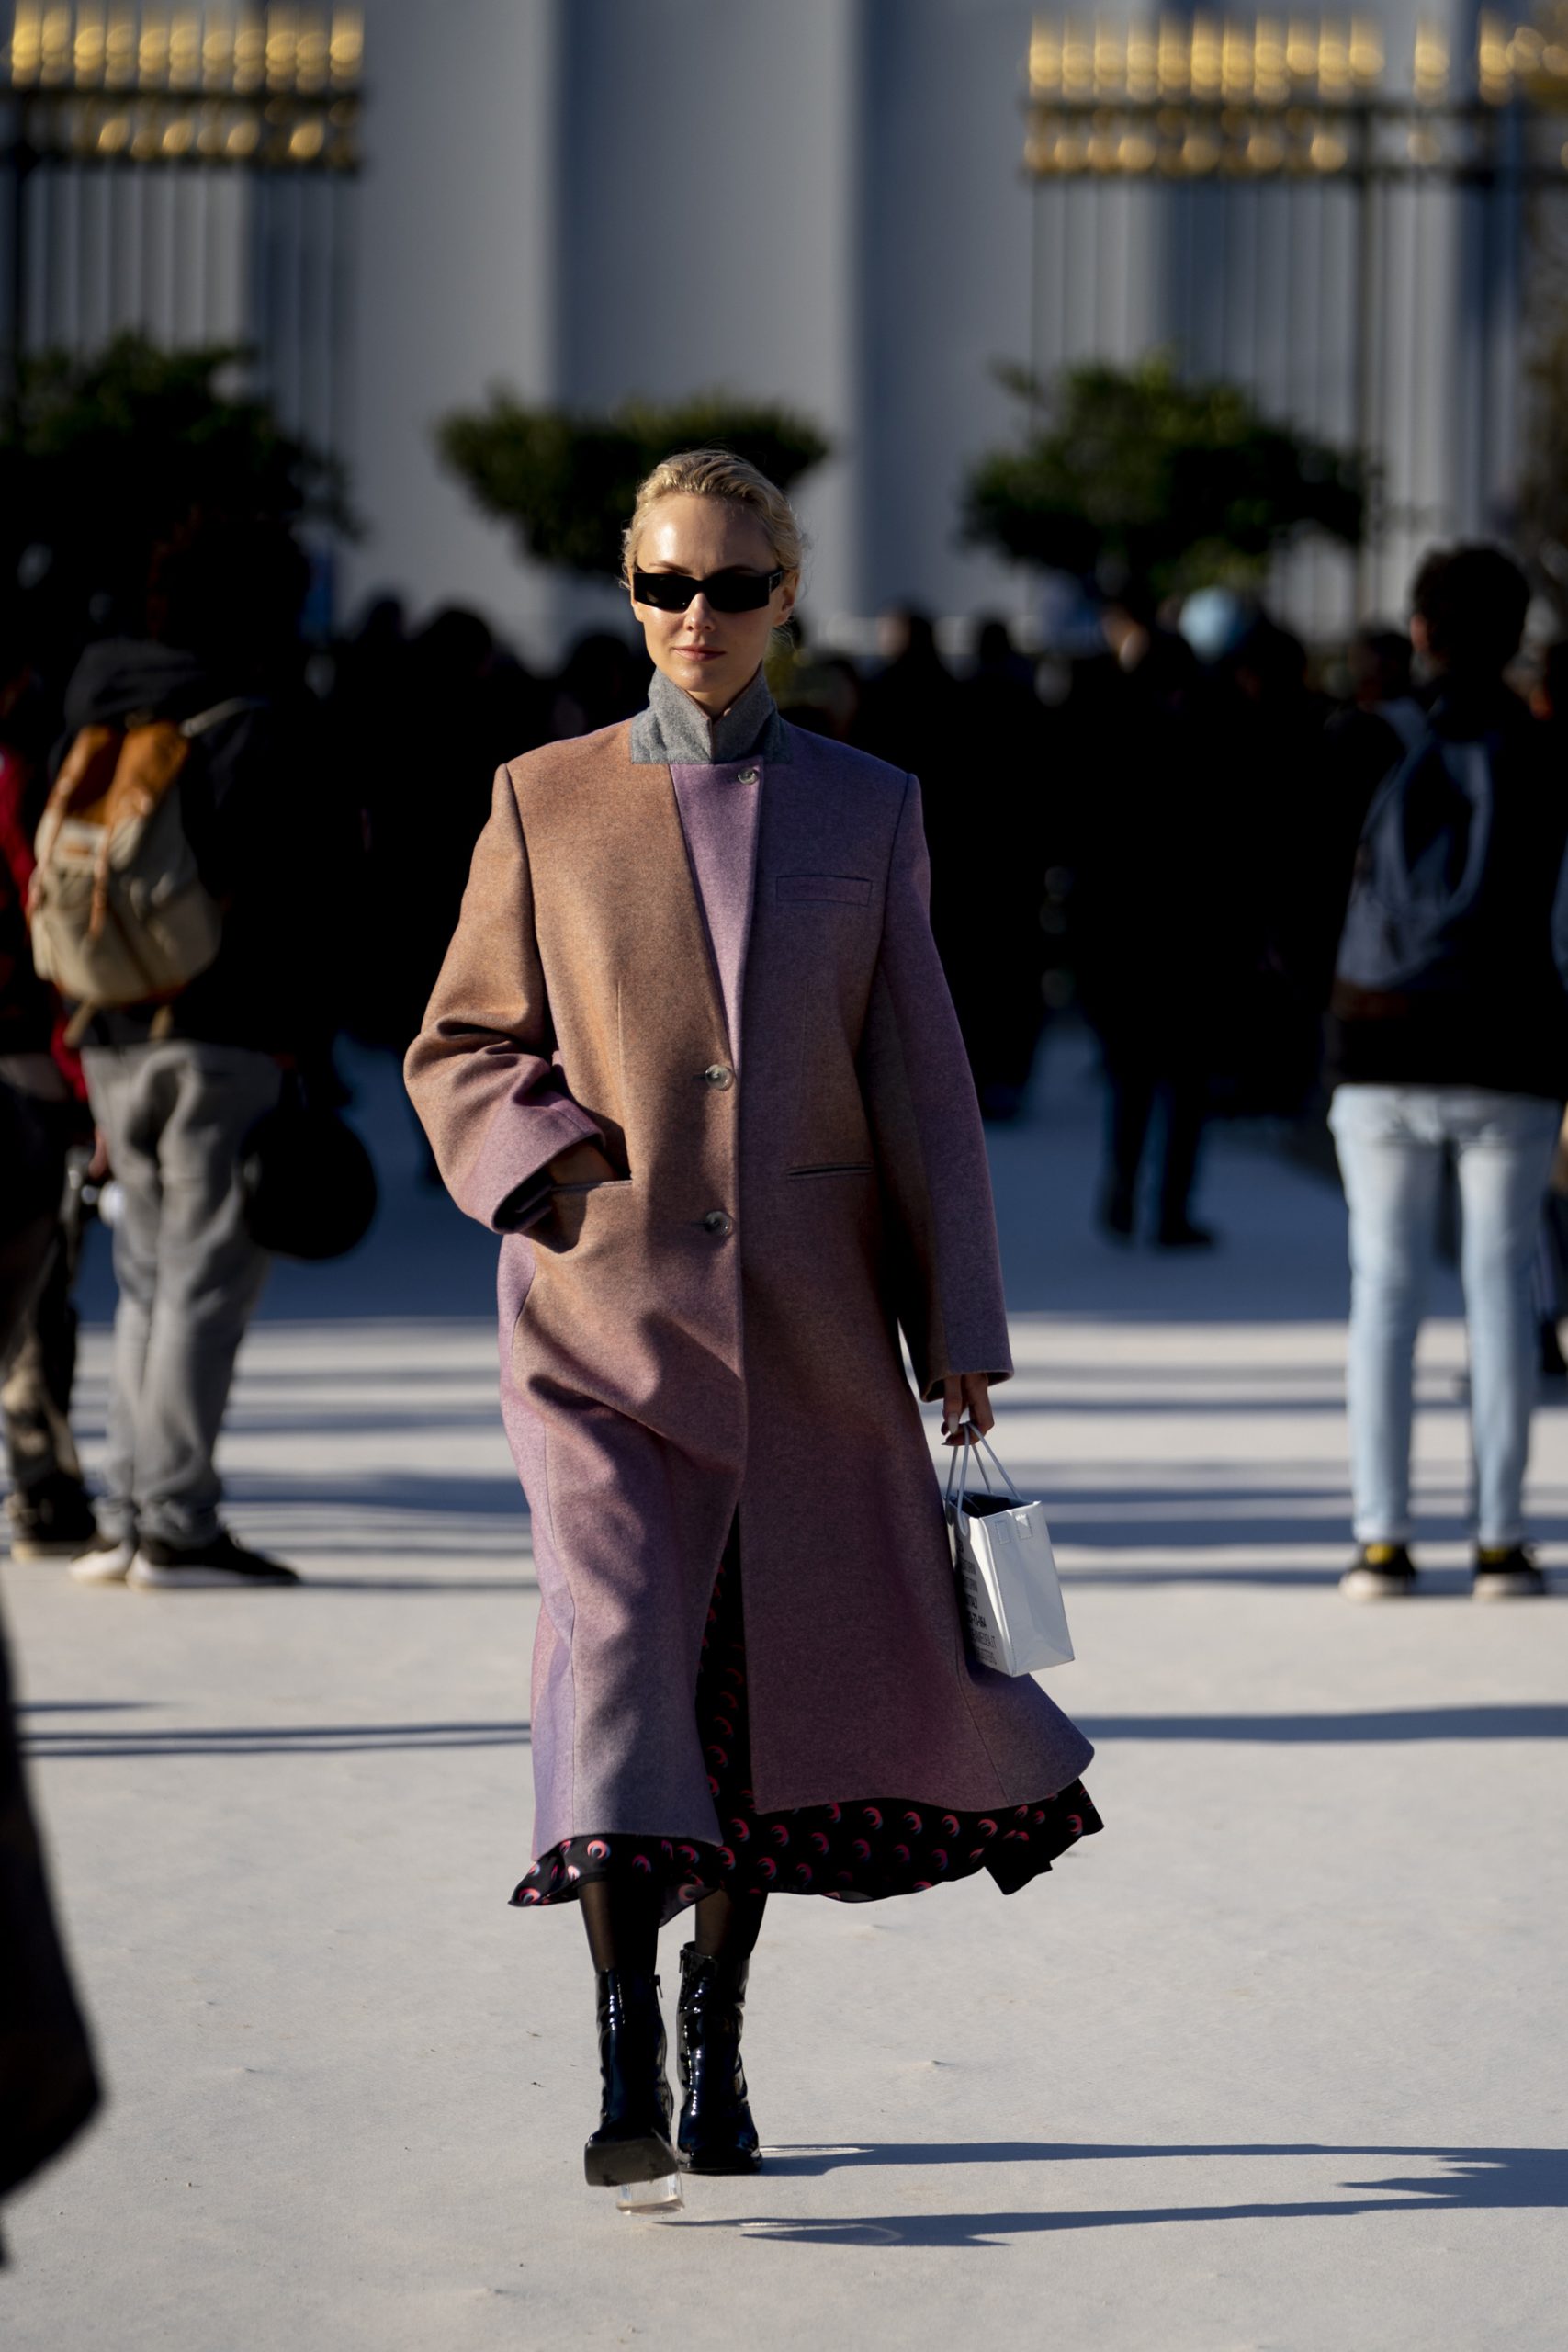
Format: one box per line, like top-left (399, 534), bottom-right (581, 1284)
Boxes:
top-left (632, 567), bottom-right (784, 614)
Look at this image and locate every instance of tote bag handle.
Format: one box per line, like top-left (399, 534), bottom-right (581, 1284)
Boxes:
top-left (943, 1430), bottom-right (1025, 1511)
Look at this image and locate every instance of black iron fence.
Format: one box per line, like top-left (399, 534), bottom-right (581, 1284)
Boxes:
top-left (2, 3), bottom-right (362, 466)
top-left (1021, 13), bottom-right (1568, 628)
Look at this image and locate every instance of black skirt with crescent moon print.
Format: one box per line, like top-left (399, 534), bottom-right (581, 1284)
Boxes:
top-left (512, 1544), bottom-right (1102, 1916)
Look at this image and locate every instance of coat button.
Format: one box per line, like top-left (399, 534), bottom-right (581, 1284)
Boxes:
top-left (703, 1063), bottom-right (735, 1091)
top-left (702, 1210), bottom-right (734, 1238)
top-left (735, 766), bottom-right (759, 785)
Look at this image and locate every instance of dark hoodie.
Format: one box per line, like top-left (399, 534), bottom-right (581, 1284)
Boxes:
top-left (57, 638), bottom-right (337, 1056)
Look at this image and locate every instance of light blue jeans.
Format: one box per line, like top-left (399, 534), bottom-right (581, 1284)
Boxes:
top-left (1329, 1085), bottom-right (1562, 1549)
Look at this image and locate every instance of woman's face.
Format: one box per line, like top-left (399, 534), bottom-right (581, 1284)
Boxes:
top-left (629, 493), bottom-right (796, 715)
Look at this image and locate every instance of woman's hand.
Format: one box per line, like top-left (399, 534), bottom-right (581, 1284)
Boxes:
top-left (942, 1374), bottom-right (993, 1446)
top-left (547, 1139), bottom-right (617, 1186)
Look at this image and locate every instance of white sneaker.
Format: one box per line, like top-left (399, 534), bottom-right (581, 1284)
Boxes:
top-left (68, 1532), bottom-right (138, 1585)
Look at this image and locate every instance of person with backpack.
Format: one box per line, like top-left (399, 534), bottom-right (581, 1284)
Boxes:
top-left (1327, 545), bottom-right (1568, 1600)
top-left (33, 519), bottom-right (336, 1590)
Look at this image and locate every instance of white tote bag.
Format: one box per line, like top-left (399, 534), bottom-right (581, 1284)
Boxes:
top-left (944, 1435), bottom-right (1075, 1677)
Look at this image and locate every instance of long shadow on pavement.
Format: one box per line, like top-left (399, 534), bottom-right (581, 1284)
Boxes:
top-left (1080, 1705), bottom-right (1568, 1739)
top-left (21, 1716), bottom-right (533, 1757)
top-left (23, 1702), bottom-right (1568, 1758)
top-left (684, 2141), bottom-right (1568, 2245)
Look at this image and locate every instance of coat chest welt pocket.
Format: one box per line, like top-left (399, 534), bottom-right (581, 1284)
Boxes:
top-left (776, 873), bottom-right (873, 906)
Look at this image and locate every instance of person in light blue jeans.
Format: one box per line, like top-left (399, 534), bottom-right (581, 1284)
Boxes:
top-left (1330, 1088), bottom-right (1560, 1583)
top-left (1323, 544), bottom-right (1568, 1600)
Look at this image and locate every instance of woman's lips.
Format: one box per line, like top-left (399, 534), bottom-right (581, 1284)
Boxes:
top-left (676, 647), bottom-right (723, 661)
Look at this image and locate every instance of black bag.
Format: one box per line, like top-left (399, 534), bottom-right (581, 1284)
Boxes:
top-left (1334, 723), bottom-right (1495, 999)
top-left (241, 1082), bottom-right (378, 1261)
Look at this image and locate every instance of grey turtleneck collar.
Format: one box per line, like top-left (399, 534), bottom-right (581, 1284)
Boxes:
top-left (629, 663), bottom-right (791, 766)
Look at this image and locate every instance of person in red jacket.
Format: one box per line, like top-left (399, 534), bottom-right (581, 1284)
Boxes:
top-left (0, 625), bottom-right (96, 1561)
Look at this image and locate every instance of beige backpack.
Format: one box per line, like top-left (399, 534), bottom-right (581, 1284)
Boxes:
top-left (28, 702), bottom-right (248, 1039)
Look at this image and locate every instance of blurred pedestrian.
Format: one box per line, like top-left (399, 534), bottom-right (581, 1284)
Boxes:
top-left (852, 606), bottom-right (961, 774)
top-left (1218, 618), bottom-right (1335, 1116)
top-left (408, 449), bottom-right (1099, 2203)
top-left (0, 768), bottom-right (66, 1365)
top-left (1347, 623), bottom-right (1425, 752)
top-left (1066, 592), bottom-right (1228, 1245)
top-left (1328, 546), bottom-right (1568, 1600)
top-left (342, 605), bottom-right (547, 1064)
top-left (0, 615), bottom-right (96, 1560)
top-left (45, 517), bottom-right (340, 1589)
top-left (0, 688), bottom-right (102, 2210)
top-left (0, 1069), bottom-right (100, 2237)
top-left (955, 620), bottom-right (1056, 1118)
top-left (332, 594), bottom-right (407, 716)
top-left (772, 620), bottom-right (861, 743)
top-left (852, 611), bottom-right (987, 1079)
top-left (1534, 1112), bottom-right (1568, 1382)
top-left (549, 630), bottom-right (647, 742)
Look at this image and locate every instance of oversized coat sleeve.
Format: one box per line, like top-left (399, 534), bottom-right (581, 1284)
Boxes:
top-left (860, 773), bottom-right (1014, 1401)
top-left (403, 764), bottom-right (604, 1231)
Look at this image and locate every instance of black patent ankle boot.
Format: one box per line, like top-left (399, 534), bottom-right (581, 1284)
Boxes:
top-left (676, 1943), bottom-right (762, 2175)
top-left (582, 1969), bottom-right (677, 2188)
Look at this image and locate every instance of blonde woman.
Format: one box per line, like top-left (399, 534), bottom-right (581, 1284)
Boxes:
top-left (407, 451), bottom-right (1100, 2199)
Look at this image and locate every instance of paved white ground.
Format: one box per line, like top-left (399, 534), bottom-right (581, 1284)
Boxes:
top-left (4, 1041), bottom-right (1566, 2351)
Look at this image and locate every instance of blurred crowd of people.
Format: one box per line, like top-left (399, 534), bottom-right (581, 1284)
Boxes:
top-left (4, 526), bottom-right (1568, 1582)
top-left (314, 570), bottom-right (1568, 1237)
top-left (5, 540), bottom-right (1567, 1169)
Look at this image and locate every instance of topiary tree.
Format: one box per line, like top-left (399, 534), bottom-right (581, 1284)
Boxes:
top-left (0, 333), bottom-right (348, 634)
top-left (436, 391), bottom-right (830, 581)
top-left (964, 355), bottom-right (1365, 602)
top-left (1519, 308), bottom-right (1568, 631)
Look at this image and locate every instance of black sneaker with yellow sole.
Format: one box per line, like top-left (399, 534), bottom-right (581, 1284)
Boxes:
top-left (1472, 1546), bottom-right (1547, 1600)
top-left (1339, 1543), bottom-right (1416, 1600)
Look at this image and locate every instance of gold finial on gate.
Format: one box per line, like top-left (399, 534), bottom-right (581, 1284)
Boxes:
top-left (1156, 14), bottom-right (1189, 97)
top-left (1477, 10), bottom-right (1514, 99)
top-left (1413, 17), bottom-right (1449, 100)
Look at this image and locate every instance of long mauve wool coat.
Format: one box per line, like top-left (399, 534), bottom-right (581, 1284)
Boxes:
top-left (405, 714), bottom-right (1092, 1865)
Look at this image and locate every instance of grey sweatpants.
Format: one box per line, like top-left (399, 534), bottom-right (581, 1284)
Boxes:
top-left (81, 1041), bottom-right (282, 1547)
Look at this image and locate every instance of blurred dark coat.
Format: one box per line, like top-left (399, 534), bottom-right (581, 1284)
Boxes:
top-left (0, 1613), bottom-right (100, 2225)
top-left (1064, 633), bottom-right (1239, 1057)
top-left (0, 1173), bottom-right (99, 2228)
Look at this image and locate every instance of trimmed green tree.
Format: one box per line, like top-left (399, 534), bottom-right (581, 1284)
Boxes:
top-left (964, 355), bottom-right (1364, 601)
top-left (1520, 311), bottom-right (1568, 630)
top-left (436, 392), bottom-right (830, 580)
top-left (0, 333), bottom-right (347, 621)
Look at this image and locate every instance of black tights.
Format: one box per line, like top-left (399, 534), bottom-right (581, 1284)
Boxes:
top-left (580, 1879), bottom-right (767, 1978)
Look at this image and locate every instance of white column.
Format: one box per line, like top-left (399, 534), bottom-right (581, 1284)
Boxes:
top-left (342, 0), bottom-right (565, 651)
